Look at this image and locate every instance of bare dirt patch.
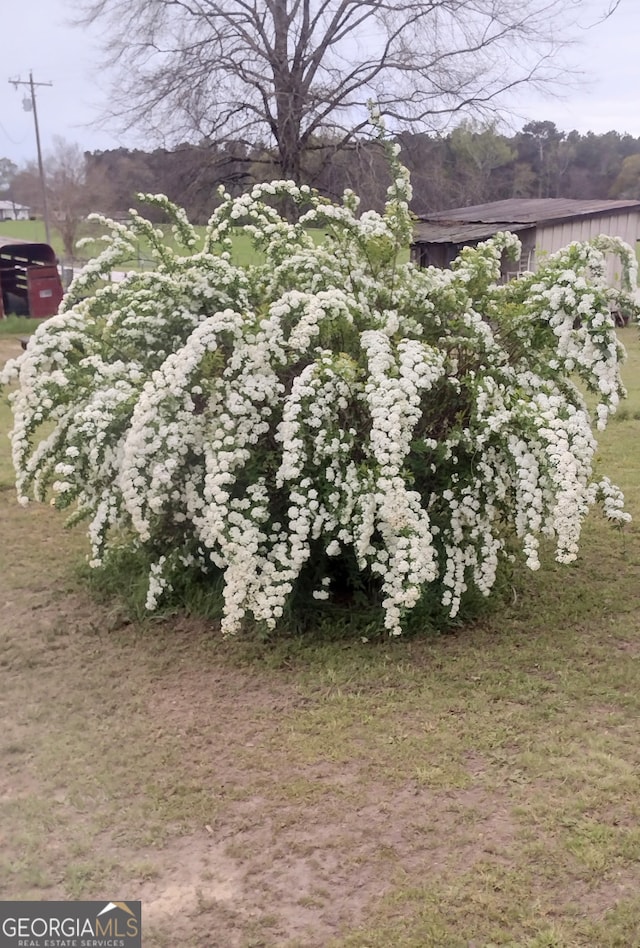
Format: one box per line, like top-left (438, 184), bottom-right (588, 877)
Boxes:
top-left (0, 567), bottom-right (520, 946)
top-left (143, 786), bottom-right (517, 946)
top-left (0, 334), bottom-right (26, 366)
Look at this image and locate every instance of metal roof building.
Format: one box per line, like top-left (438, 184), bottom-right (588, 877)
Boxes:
top-left (412, 198), bottom-right (640, 285)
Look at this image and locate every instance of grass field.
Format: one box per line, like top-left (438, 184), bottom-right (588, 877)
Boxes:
top-left (0, 216), bottom-right (326, 269)
top-left (0, 217), bottom-right (266, 268)
top-left (1, 329), bottom-right (640, 946)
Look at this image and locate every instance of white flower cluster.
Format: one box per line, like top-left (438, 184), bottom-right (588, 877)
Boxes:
top-left (2, 149), bottom-right (635, 635)
top-left (596, 476), bottom-right (632, 524)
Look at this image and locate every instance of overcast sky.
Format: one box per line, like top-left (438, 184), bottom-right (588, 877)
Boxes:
top-left (1, 0), bottom-right (638, 166)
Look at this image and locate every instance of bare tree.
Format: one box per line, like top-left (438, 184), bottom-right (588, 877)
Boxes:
top-left (45, 138), bottom-right (95, 259)
top-left (13, 139), bottom-right (104, 258)
top-left (79, 0), bottom-right (620, 184)
top-left (0, 157), bottom-right (18, 195)
top-left (10, 164), bottom-right (45, 219)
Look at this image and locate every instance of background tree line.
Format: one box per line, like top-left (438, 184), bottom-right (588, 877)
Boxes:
top-left (2, 0), bottom-right (626, 257)
top-left (4, 118), bottom-right (640, 257)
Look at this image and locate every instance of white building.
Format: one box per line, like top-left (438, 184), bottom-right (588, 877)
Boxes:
top-left (0, 200), bottom-right (31, 222)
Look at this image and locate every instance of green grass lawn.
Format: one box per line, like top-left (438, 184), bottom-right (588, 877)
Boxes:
top-left (0, 217), bottom-right (265, 267)
top-left (0, 215), bottom-right (327, 269)
top-left (0, 218), bottom-right (58, 246)
top-left (1, 329), bottom-right (640, 946)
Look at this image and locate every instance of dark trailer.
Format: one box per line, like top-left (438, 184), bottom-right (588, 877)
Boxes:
top-left (0, 236), bottom-right (64, 319)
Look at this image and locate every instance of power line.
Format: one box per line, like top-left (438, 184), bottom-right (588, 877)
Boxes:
top-left (9, 71), bottom-right (53, 244)
top-left (0, 120), bottom-right (28, 147)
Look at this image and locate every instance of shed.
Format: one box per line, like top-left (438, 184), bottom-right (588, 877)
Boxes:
top-left (411, 198), bottom-right (640, 286)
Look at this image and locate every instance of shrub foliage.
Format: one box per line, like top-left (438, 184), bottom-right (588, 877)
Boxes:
top-left (2, 140), bottom-right (637, 635)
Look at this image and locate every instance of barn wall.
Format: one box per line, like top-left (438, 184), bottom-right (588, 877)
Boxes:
top-left (535, 211), bottom-right (640, 286)
top-left (411, 242), bottom-right (461, 268)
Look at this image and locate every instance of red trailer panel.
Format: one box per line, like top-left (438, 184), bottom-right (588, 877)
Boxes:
top-left (27, 265), bottom-right (64, 317)
top-left (0, 236), bottom-right (63, 318)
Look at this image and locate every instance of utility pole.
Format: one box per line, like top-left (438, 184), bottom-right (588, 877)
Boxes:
top-left (9, 71), bottom-right (53, 244)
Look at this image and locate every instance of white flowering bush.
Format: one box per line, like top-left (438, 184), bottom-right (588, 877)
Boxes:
top-left (2, 139), bottom-right (637, 636)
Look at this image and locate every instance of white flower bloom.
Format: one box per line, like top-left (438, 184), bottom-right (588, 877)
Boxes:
top-left (1, 160), bottom-right (632, 636)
